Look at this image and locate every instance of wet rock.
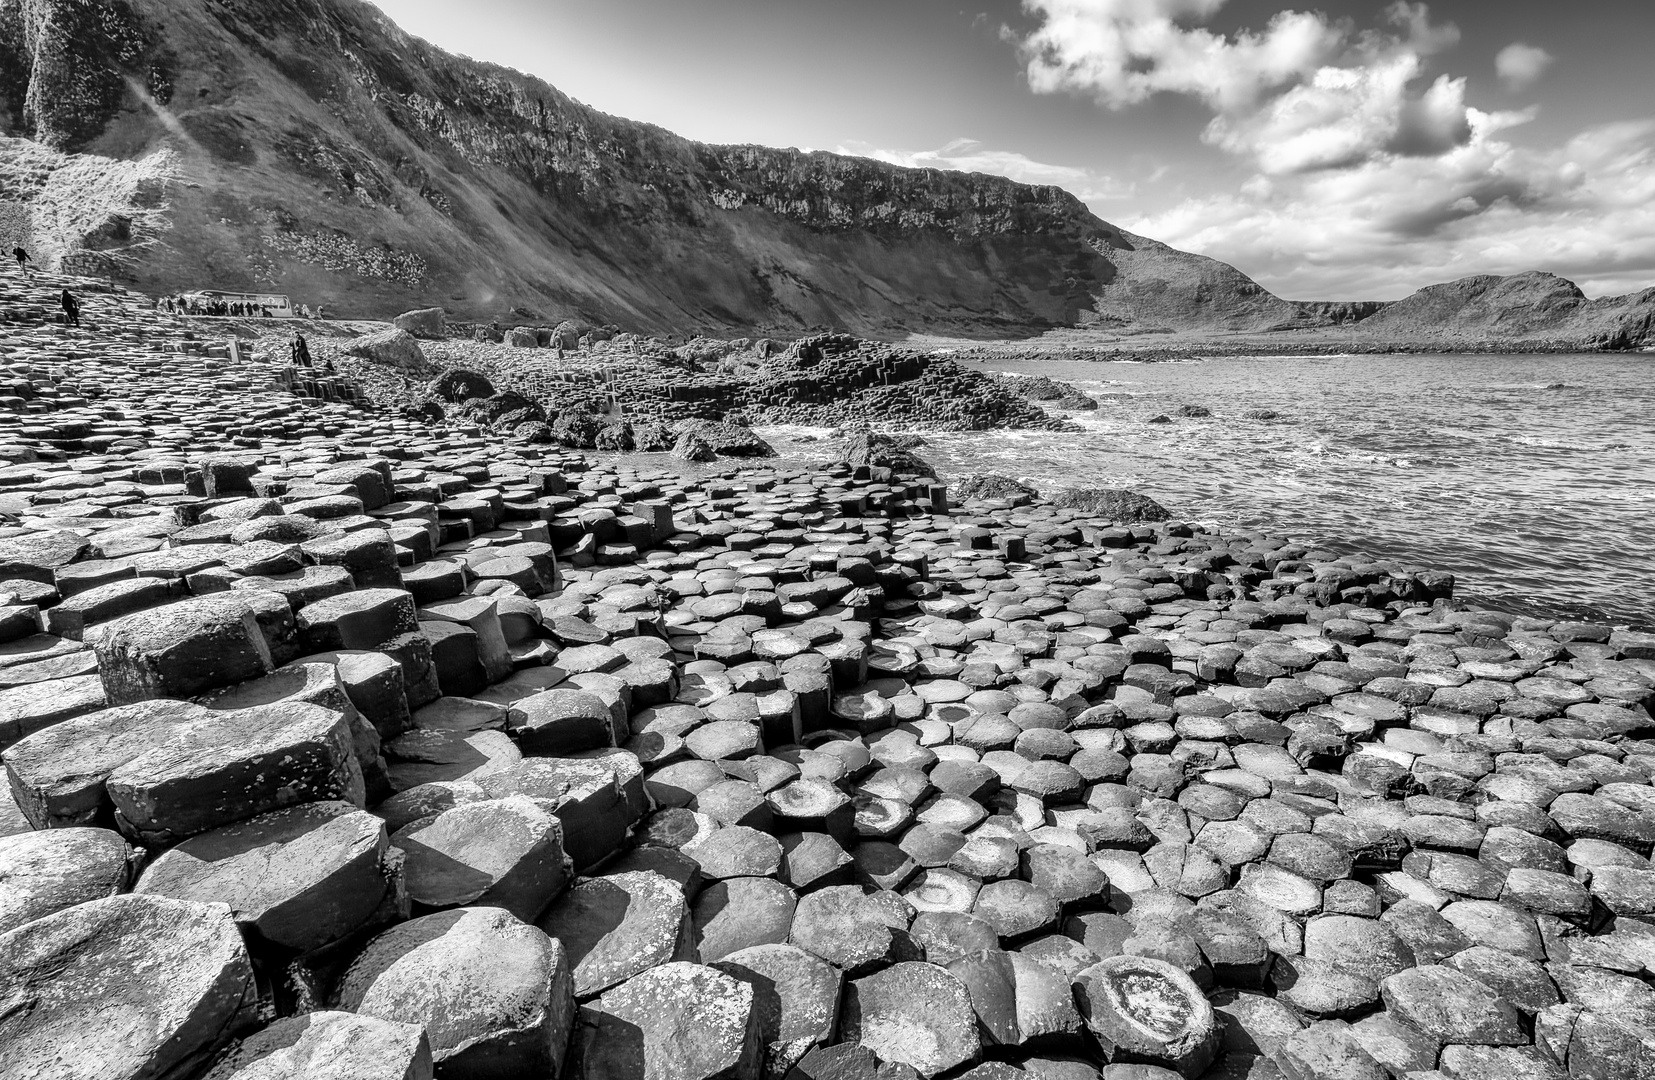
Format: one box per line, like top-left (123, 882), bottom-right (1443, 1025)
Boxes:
top-left (953, 475), bottom-right (1039, 503)
top-left (839, 431), bottom-right (934, 477)
top-left (1047, 489), bottom-right (1172, 523)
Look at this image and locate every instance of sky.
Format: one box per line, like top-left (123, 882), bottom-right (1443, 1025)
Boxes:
top-left (367, 0), bottom-right (1655, 301)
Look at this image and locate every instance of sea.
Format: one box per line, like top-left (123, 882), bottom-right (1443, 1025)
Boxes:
top-left (757, 352), bottom-right (1655, 629)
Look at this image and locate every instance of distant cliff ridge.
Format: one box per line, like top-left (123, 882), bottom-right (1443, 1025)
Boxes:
top-left (0, 0), bottom-right (1299, 336)
top-left (0, 0), bottom-right (1650, 347)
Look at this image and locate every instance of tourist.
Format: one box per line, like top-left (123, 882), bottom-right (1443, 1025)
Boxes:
top-left (60, 289), bottom-right (80, 327)
top-left (290, 330), bottom-right (313, 368)
top-left (12, 247), bottom-right (29, 277)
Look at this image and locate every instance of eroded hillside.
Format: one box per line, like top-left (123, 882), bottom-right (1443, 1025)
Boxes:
top-left (0, 0), bottom-right (1311, 336)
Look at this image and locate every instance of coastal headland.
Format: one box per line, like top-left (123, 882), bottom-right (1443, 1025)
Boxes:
top-left (2, 0), bottom-right (1654, 1077)
top-left (0, 270), bottom-right (1653, 1080)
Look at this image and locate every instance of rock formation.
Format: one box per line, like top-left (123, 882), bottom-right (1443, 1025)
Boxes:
top-left (2, 267), bottom-right (1653, 1080)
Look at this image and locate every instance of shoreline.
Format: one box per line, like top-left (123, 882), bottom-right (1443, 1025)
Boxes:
top-left (3, 275), bottom-right (1655, 1079)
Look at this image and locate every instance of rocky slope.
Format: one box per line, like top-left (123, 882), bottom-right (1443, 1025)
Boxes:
top-left (0, 0), bottom-right (1307, 337)
top-left (1349, 273), bottom-right (1655, 350)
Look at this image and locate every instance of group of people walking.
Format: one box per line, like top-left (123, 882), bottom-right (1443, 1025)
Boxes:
top-left (157, 295), bottom-right (262, 317)
top-left (11, 245), bottom-right (337, 341)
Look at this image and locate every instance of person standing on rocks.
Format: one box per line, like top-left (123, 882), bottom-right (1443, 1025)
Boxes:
top-left (290, 330), bottom-right (313, 368)
top-left (60, 289), bottom-right (80, 327)
top-left (12, 247), bottom-right (30, 277)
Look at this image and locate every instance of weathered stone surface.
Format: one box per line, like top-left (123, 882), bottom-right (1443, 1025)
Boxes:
top-left (94, 595), bottom-right (274, 704)
top-left (390, 795), bottom-right (571, 922)
top-left (572, 961), bottom-right (761, 1080)
top-left (1074, 956), bottom-right (1219, 1078)
top-left (539, 870), bottom-right (693, 998)
top-left (105, 701), bottom-right (366, 845)
top-left (714, 943), bottom-right (843, 1075)
top-left (1379, 965), bottom-right (1526, 1046)
top-left (332, 906), bottom-right (574, 1078)
top-left (135, 801), bottom-right (391, 954)
top-left (202, 1011), bottom-right (434, 1080)
top-left (841, 961), bottom-right (980, 1078)
top-left (0, 825), bottom-right (136, 935)
top-left (0, 894), bottom-right (259, 1080)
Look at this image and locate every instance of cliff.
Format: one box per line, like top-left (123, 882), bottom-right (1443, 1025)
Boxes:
top-left (0, 0), bottom-right (1309, 337)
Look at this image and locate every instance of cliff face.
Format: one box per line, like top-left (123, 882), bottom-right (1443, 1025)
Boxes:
top-left (0, 0), bottom-right (1306, 336)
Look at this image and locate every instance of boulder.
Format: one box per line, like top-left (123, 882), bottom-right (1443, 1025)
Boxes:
top-left (550, 320), bottom-right (584, 350)
top-left (429, 368), bottom-right (496, 403)
top-left (1047, 488), bottom-right (1172, 523)
top-left (393, 307), bottom-right (446, 339)
top-left (202, 1011), bottom-right (433, 1080)
top-left (674, 433), bottom-right (717, 463)
top-left (674, 420), bottom-right (775, 458)
top-left (332, 906), bottom-right (575, 1078)
top-left (346, 328), bottom-right (430, 373)
top-left (507, 327), bottom-right (541, 348)
top-left (994, 374), bottom-right (1098, 410)
top-left (0, 894), bottom-right (259, 1080)
top-left (838, 430), bottom-right (934, 477)
top-left (952, 474), bottom-right (1039, 503)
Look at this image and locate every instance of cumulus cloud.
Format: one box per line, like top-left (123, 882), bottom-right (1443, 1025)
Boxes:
top-left (835, 138), bottom-right (1136, 202)
top-left (1496, 42), bottom-right (1554, 91)
top-left (1010, 0), bottom-right (1472, 175)
top-left (998, 1), bottom-right (1655, 298)
top-left (1130, 119), bottom-right (1655, 299)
